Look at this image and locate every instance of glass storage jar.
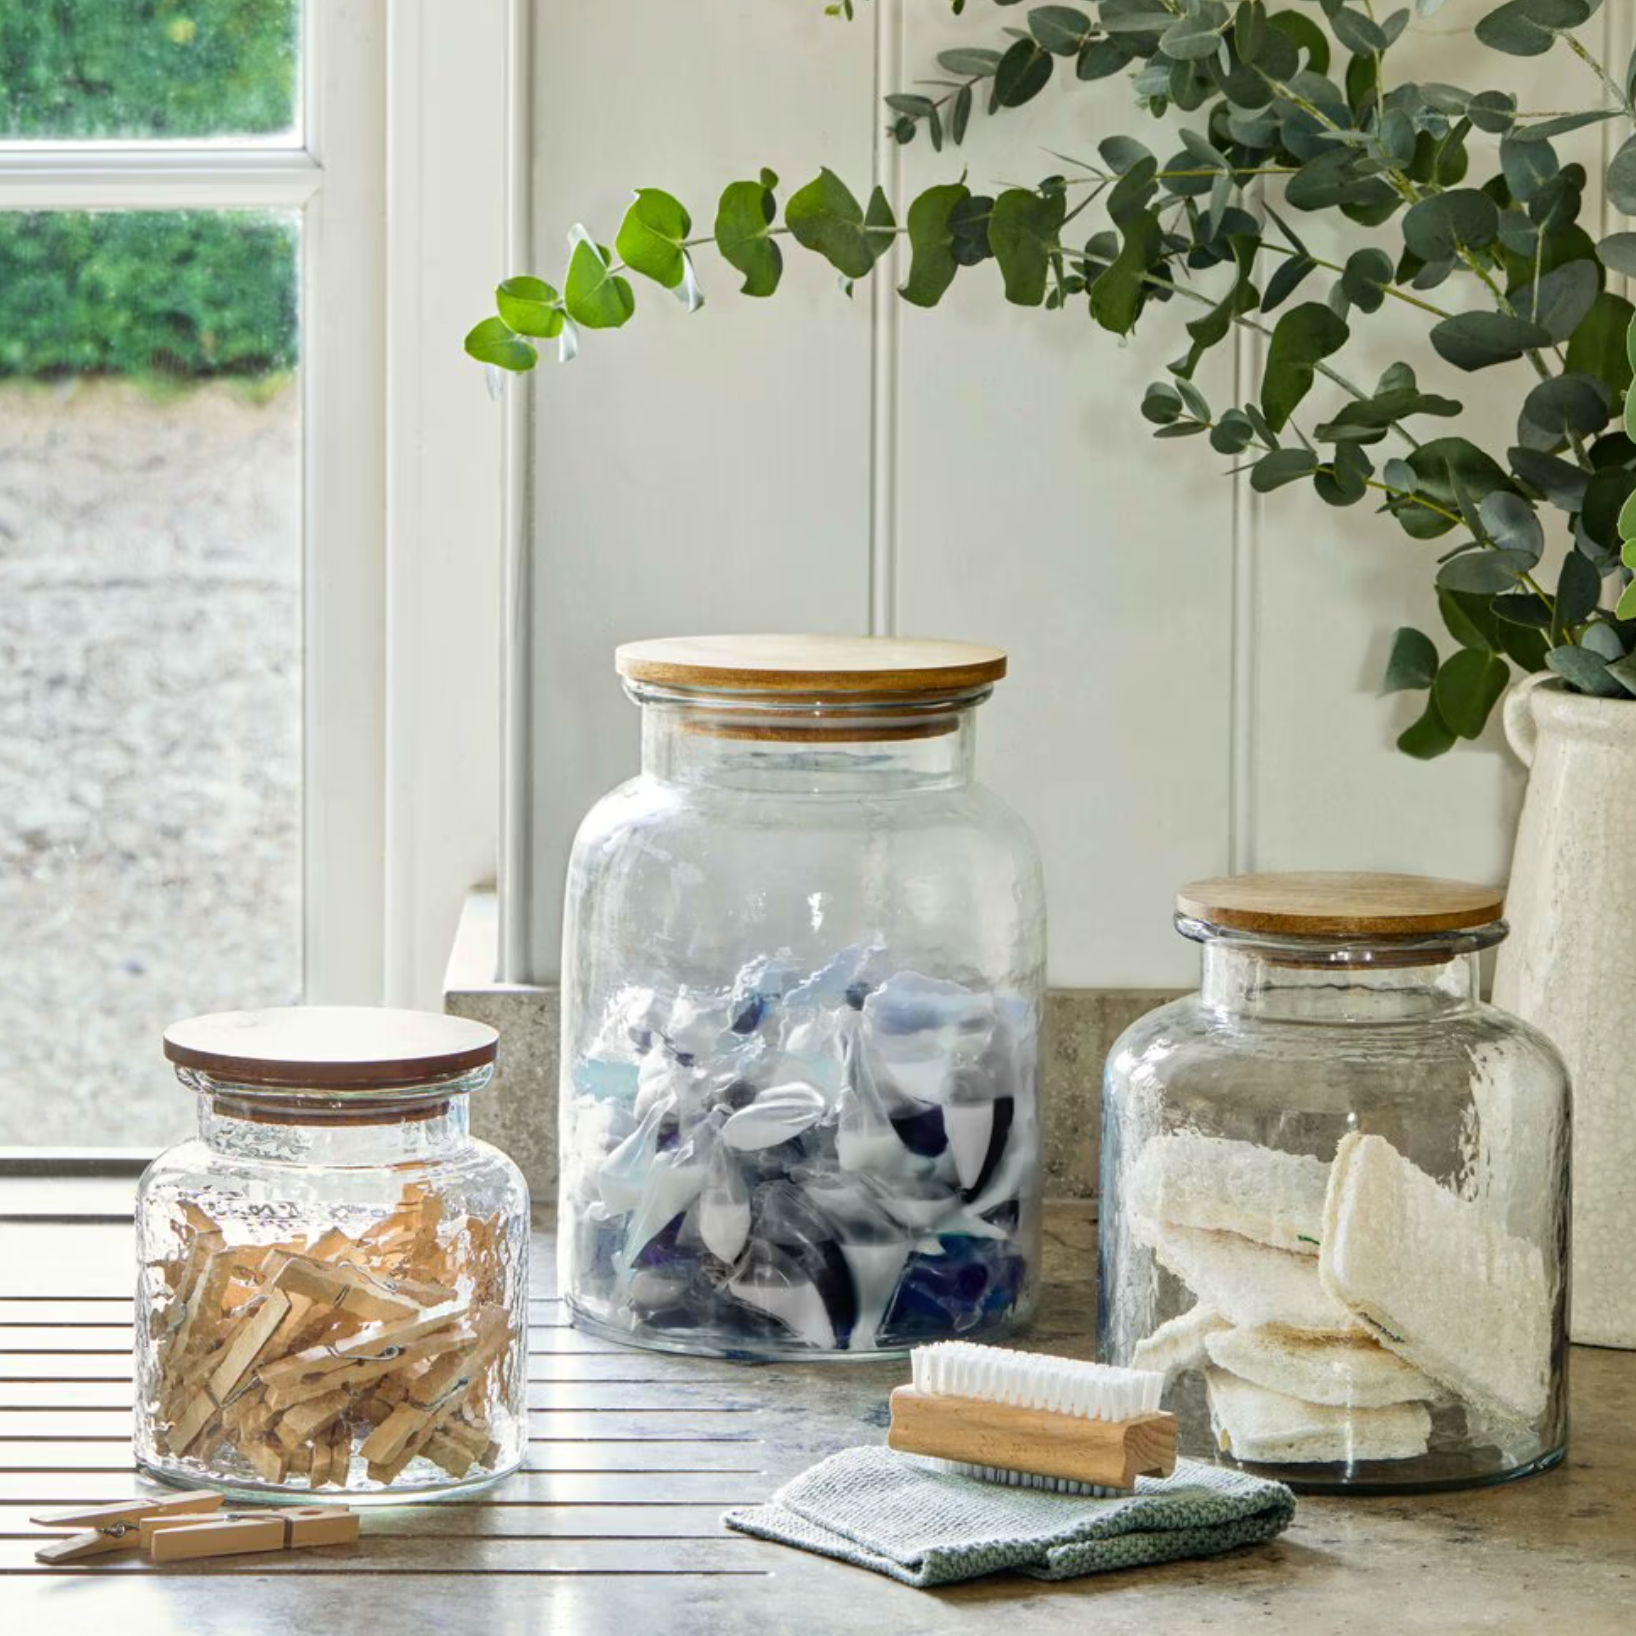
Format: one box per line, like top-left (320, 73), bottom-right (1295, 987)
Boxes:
top-left (559, 634), bottom-right (1046, 1358)
top-left (135, 1007), bottom-right (530, 1503)
top-left (1099, 873), bottom-right (1570, 1494)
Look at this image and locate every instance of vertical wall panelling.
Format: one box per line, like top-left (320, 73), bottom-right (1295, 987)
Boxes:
top-left (870, 0), bottom-right (904, 637)
top-left (524, 2), bottom-right (878, 980)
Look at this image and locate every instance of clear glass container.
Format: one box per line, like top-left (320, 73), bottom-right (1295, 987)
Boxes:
top-left (559, 635), bottom-right (1046, 1358)
top-left (1099, 874), bottom-right (1570, 1494)
top-left (135, 1008), bottom-right (530, 1504)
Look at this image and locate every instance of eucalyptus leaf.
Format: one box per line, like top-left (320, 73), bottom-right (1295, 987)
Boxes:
top-left (1518, 372), bottom-right (1612, 447)
top-left (1556, 547), bottom-right (1604, 626)
top-left (1437, 549), bottom-right (1538, 593)
top-left (463, 316), bottom-right (537, 371)
top-left (1251, 448), bottom-right (1319, 490)
top-left (1612, 136), bottom-right (1636, 215)
top-left (1261, 302), bottom-right (1349, 431)
top-left (1028, 5), bottom-right (1094, 54)
top-left (1565, 292), bottom-right (1636, 400)
top-left (995, 38), bottom-right (1054, 105)
top-left (1509, 446), bottom-right (1591, 510)
top-left (1397, 694), bottom-right (1458, 758)
top-left (1478, 490), bottom-right (1546, 560)
top-left (495, 275), bottom-right (563, 338)
top-left (991, 186), bottom-right (1069, 307)
top-left (1160, 6), bottom-right (1228, 60)
top-left (563, 233), bottom-right (635, 329)
top-left (1512, 259), bottom-right (1600, 343)
top-left (1548, 642), bottom-right (1625, 695)
top-left (1381, 626), bottom-right (1439, 693)
top-left (1431, 311), bottom-right (1552, 371)
top-left (937, 47), bottom-right (1003, 75)
top-left (1476, 0), bottom-right (1594, 59)
top-left (1401, 189), bottom-right (1499, 260)
top-left (615, 188), bottom-right (692, 290)
top-left (900, 182), bottom-right (971, 307)
top-left (1087, 206), bottom-right (1159, 330)
top-left (715, 177), bottom-right (782, 296)
top-left (1434, 647), bottom-right (1510, 737)
top-left (786, 169), bottom-right (892, 278)
top-left (1596, 232), bottom-right (1636, 277)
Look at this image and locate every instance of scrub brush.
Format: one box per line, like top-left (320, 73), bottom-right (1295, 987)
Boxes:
top-left (887, 1341), bottom-right (1176, 1495)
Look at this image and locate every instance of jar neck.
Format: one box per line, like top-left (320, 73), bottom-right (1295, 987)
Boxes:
top-left (636, 692), bottom-right (981, 793)
top-left (187, 1068), bottom-right (488, 1165)
top-left (1198, 940), bottom-right (1482, 1022)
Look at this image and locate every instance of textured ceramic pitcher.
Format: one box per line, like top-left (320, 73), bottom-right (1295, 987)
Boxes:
top-left (1497, 674), bottom-right (1636, 1348)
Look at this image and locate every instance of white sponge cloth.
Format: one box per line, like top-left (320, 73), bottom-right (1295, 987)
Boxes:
top-left (1131, 1303), bottom-right (1229, 1382)
top-left (1140, 1219), bottom-right (1363, 1335)
top-left (1319, 1132), bottom-right (1552, 1426)
top-left (1205, 1324), bottom-right (1440, 1409)
top-left (1207, 1367), bottom-right (1432, 1464)
top-left (1128, 1132), bottom-right (1329, 1255)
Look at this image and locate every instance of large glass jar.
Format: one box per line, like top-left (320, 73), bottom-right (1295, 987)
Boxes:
top-left (1099, 873), bottom-right (1570, 1494)
top-left (135, 1008), bottom-right (530, 1503)
top-left (559, 635), bottom-right (1046, 1358)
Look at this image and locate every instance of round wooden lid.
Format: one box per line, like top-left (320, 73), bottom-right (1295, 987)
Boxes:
top-left (615, 634), bottom-right (1007, 695)
top-left (1175, 872), bottom-right (1505, 937)
top-left (163, 1007), bottom-right (499, 1091)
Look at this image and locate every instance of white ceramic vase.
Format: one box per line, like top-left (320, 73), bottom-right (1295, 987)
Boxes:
top-left (1497, 673), bottom-right (1636, 1348)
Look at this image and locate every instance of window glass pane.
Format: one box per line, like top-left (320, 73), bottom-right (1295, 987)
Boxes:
top-left (0, 210), bottom-right (302, 1146)
top-left (0, 2), bottom-right (298, 142)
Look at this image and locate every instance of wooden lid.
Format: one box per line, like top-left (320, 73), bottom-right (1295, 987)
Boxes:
top-left (163, 1007), bottom-right (499, 1091)
top-left (1175, 872), bottom-right (1505, 937)
top-left (615, 634), bottom-right (1007, 695)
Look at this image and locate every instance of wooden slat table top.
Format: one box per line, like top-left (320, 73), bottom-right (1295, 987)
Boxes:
top-left (1, 1186), bottom-right (1632, 1636)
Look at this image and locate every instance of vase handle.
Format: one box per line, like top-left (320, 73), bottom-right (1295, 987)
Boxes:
top-left (1502, 672), bottom-right (1552, 769)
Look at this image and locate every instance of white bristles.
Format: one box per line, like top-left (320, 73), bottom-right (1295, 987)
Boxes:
top-left (925, 1458), bottom-right (1126, 1498)
top-left (909, 1342), bottom-right (1165, 1422)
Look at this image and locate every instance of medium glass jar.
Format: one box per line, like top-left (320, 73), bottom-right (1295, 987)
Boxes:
top-left (559, 635), bottom-right (1046, 1358)
top-left (135, 1008), bottom-right (530, 1503)
top-left (1099, 874), bottom-right (1570, 1494)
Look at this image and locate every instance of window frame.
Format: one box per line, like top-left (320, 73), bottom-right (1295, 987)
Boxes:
top-left (0, 1), bottom-right (511, 1037)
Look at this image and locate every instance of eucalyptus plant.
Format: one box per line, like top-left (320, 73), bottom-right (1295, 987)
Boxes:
top-left (468, 0), bottom-right (1636, 756)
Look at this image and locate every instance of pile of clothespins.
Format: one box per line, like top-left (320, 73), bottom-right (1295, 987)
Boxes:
top-left (31, 1489), bottom-right (360, 1566)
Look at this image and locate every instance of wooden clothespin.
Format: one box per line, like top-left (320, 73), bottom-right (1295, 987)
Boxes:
top-left (275, 1252), bottom-right (423, 1322)
top-left (144, 1505), bottom-right (358, 1564)
top-left (31, 1491), bottom-right (223, 1565)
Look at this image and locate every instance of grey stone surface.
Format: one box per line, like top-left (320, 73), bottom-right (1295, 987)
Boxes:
top-left (443, 973), bottom-right (1183, 1205)
top-left (0, 381), bottom-right (302, 1148)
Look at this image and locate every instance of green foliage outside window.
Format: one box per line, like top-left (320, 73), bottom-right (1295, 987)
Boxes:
top-left (0, 213), bottom-right (297, 380)
top-left (0, 0), bottom-right (296, 138)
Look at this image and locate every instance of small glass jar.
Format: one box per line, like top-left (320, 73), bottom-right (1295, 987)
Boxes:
top-left (1099, 873), bottom-right (1570, 1494)
top-left (558, 635), bottom-right (1046, 1358)
top-left (135, 1007), bottom-right (530, 1503)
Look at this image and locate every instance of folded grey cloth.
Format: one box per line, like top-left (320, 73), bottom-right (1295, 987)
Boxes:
top-left (724, 1448), bottom-right (1294, 1586)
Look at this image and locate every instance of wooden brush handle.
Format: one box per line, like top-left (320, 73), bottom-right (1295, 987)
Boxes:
top-left (887, 1387), bottom-right (1178, 1489)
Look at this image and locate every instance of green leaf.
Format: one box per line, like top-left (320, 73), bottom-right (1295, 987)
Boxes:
top-left (463, 316), bottom-right (537, 371)
top-left (1566, 291), bottom-right (1636, 400)
top-left (1478, 490), bottom-right (1546, 560)
top-left (1086, 207), bottom-right (1158, 331)
top-left (1340, 248), bottom-right (1395, 314)
top-left (1397, 694), bottom-right (1458, 758)
top-left (1437, 549), bottom-right (1539, 593)
top-left (1596, 232), bottom-right (1636, 277)
top-left (1430, 311), bottom-right (1552, 371)
top-left (1434, 648), bottom-right (1510, 738)
top-left (937, 47), bottom-right (1003, 75)
top-left (995, 38), bottom-right (1053, 105)
top-left (1509, 446), bottom-right (1590, 510)
top-left (1556, 548), bottom-right (1603, 626)
top-left (1315, 440), bottom-right (1373, 506)
top-left (900, 182), bottom-right (970, 308)
top-left (1518, 372), bottom-right (1611, 447)
top-left (1581, 466), bottom-right (1636, 550)
top-left (1160, 4), bottom-right (1228, 59)
top-left (615, 188), bottom-right (692, 290)
top-left (1547, 641), bottom-right (1625, 695)
top-left (1261, 302), bottom-right (1349, 432)
top-left (990, 187), bottom-right (1069, 308)
top-left (786, 169), bottom-right (892, 279)
top-left (1401, 189), bottom-right (1499, 261)
top-left (1494, 592), bottom-right (1553, 628)
top-left (1618, 580), bottom-right (1636, 622)
top-left (563, 235), bottom-right (635, 330)
top-left (494, 275), bottom-right (563, 338)
top-left (1608, 134), bottom-right (1636, 214)
top-left (952, 83), bottom-right (974, 142)
top-left (1077, 37), bottom-right (1132, 78)
top-left (1500, 131), bottom-right (1558, 202)
top-left (1467, 89), bottom-right (1519, 132)
top-left (1331, 5), bottom-right (1388, 54)
top-left (1398, 438), bottom-right (1516, 539)
top-left (1142, 381), bottom-right (1184, 425)
top-left (715, 178), bottom-right (782, 296)
top-left (1513, 259), bottom-right (1601, 343)
top-left (1028, 5), bottom-right (1094, 53)
top-left (1266, 9), bottom-right (1330, 73)
top-left (1440, 588), bottom-right (1502, 652)
top-left (1261, 253), bottom-right (1317, 313)
top-left (1251, 448), bottom-right (1319, 491)
top-left (1476, 0), bottom-right (1594, 58)
top-left (1607, 648), bottom-right (1636, 694)
top-left (1382, 627), bottom-right (1439, 693)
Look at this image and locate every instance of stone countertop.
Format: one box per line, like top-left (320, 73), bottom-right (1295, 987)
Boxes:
top-left (1, 1189), bottom-right (1630, 1636)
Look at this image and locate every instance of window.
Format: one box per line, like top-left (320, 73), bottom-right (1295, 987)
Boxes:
top-left (0, 2), bottom-right (385, 1146)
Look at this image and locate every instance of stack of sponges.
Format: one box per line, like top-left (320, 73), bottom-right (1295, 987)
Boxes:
top-left (1128, 1131), bottom-right (1552, 1464)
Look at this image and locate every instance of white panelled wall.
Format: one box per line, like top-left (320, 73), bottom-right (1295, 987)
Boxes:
top-left (517, 1), bottom-right (1628, 990)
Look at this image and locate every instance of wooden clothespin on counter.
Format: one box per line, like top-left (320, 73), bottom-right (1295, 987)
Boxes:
top-left (31, 1490), bottom-right (223, 1564)
top-left (142, 1504), bottom-right (359, 1563)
